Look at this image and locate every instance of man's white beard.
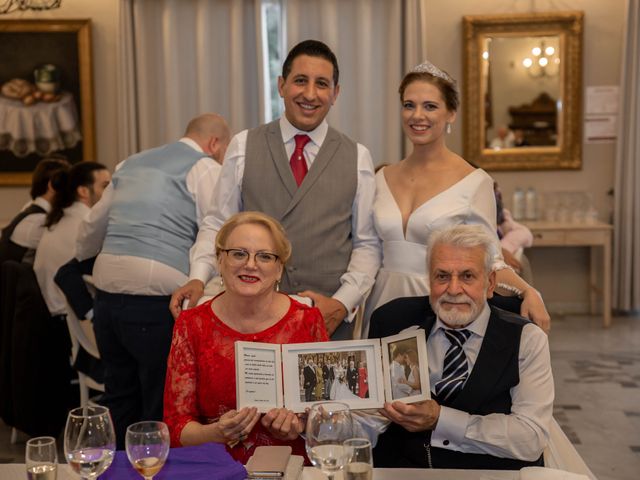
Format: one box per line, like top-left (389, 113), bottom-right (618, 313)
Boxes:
top-left (431, 292), bottom-right (482, 328)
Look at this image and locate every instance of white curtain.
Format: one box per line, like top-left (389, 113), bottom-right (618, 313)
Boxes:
top-left (116, 0), bottom-right (428, 166)
top-left (285, 0), bottom-right (424, 166)
top-left (401, 0), bottom-right (428, 158)
top-left (116, 0), bottom-right (264, 160)
top-left (613, 0), bottom-right (640, 311)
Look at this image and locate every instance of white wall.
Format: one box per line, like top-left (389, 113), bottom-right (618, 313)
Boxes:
top-left (423, 0), bottom-right (625, 312)
top-left (0, 0), bottom-right (120, 223)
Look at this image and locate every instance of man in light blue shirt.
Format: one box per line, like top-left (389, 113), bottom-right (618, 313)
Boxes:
top-left (76, 113), bottom-right (230, 448)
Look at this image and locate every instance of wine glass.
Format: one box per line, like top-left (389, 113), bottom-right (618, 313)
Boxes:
top-left (64, 405), bottom-right (116, 479)
top-left (26, 436), bottom-right (57, 480)
top-left (125, 421), bottom-right (170, 480)
top-left (305, 401), bottom-right (353, 480)
top-left (343, 438), bottom-right (373, 480)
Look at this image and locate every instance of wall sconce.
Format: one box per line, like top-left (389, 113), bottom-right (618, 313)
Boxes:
top-left (522, 40), bottom-right (559, 78)
top-left (0, 0), bottom-right (61, 14)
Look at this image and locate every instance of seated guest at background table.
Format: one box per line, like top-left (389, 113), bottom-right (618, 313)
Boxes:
top-left (54, 256), bottom-right (97, 323)
top-left (33, 162), bottom-right (110, 320)
top-left (0, 157), bottom-right (69, 265)
top-left (163, 212), bottom-right (328, 463)
top-left (513, 129), bottom-right (530, 147)
top-left (75, 113), bottom-right (230, 449)
top-left (489, 125), bottom-right (515, 149)
top-left (494, 182), bottom-right (534, 282)
top-left (370, 224), bottom-right (553, 470)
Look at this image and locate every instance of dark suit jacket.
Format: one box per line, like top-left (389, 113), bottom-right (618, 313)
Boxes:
top-left (369, 295), bottom-right (543, 470)
top-left (346, 366), bottom-right (358, 385)
top-left (322, 364), bottom-right (333, 382)
top-left (54, 257), bottom-right (96, 319)
top-left (0, 203), bottom-right (46, 266)
top-left (0, 261), bottom-right (74, 437)
top-left (303, 365), bottom-right (317, 389)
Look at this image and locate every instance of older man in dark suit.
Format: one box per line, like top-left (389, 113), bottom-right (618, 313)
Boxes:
top-left (370, 225), bottom-right (553, 471)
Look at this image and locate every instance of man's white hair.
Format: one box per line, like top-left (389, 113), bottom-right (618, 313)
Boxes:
top-left (426, 224), bottom-right (499, 274)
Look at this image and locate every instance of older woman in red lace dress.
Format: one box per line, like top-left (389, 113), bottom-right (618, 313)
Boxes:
top-left (163, 212), bottom-right (328, 463)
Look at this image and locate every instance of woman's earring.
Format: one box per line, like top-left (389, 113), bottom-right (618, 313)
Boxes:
top-left (446, 123), bottom-right (452, 134)
top-left (219, 277), bottom-right (224, 287)
top-left (275, 280), bottom-right (280, 292)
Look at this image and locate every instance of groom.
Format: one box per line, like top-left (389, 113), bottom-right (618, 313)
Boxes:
top-left (171, 39), bottom-right (380, 340)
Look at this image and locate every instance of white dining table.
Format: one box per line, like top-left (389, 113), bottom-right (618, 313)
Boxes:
top-left (0, 463), bottom-right (520, 480)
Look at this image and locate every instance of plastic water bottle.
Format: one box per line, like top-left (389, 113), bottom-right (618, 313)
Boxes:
top-left (512, 188), bottom-right (525, 220)
top-left (525, 187), bottom-right (538, 220)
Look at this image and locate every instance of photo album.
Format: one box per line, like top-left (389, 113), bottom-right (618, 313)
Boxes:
top-left (234, 328), bottom-right (429, 413)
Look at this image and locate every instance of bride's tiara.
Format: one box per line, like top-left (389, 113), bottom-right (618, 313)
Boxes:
top-left (410, 61), bottom-right (455, 85)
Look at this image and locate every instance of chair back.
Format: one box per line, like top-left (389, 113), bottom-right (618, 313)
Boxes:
top-left (65, 305), bottom-right (100, 359)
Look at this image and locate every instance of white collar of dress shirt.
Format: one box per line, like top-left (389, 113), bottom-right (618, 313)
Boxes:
top-left (33, 196), bottom-right (51, 213)
top-left (279, 115), bottom-right (328, 148)
top-left (179, 136), bottom-right (204, 153)
top-left (432, 301), bottom-right (491, 339)
top-left (60, 201), bottom-right (91, 219)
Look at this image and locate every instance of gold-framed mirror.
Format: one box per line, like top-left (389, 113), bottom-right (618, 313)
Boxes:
top-left (463, 12), bottom-right (583, 170)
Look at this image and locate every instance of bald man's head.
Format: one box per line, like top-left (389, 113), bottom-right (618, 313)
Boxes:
top-left (185, 113), bottom-right (231, 163)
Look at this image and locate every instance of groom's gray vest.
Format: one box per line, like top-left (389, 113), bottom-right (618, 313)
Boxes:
top-left (243, 119), bottom-right (357, 309)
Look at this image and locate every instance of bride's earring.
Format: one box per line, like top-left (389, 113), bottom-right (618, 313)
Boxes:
top-left (275, 280), bottom-right (280, 292)
top-left (446, 123), bottom-right (452, 134)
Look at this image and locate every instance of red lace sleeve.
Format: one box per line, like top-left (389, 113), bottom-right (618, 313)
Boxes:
top-left (163, 310), bottom-right (198, 447)
top-left (307, 307), bottom-right (329, 342)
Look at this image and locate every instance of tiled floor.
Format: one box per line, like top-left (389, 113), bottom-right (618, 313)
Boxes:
top-left (1, 312), bottom-right (639, 479)
top-left (548, 312), bottom-right (640, 480)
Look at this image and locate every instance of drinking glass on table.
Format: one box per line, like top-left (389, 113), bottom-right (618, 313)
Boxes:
top-left (343, 438), bottom-right (373, 480)
top-left (26, 436), bottom-right (57, 480)
top-left (64, 405), bottom-right (116, 479)
top-left (305, 401), bottom-right (353, 480)
top-left (125, 421), bottom-right (170, 480)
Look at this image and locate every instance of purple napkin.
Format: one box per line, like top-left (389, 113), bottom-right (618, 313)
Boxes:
top-left (99, 442), bottom-right (247, 480)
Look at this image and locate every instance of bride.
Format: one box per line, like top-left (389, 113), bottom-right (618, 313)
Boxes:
top-left (329, 361), bottom-right (359, 401)
top-left (363, 61), bottom-right (550, 338)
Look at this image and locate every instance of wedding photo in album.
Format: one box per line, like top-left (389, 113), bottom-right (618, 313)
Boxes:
top-left (234, 328), bottom-right (430, 413)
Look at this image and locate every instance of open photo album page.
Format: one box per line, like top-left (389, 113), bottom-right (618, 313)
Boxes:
top-left (235, 329), bottom-right (429, 413)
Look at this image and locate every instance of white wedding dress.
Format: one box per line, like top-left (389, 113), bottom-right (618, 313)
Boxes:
top-left (363, 167), bottom-right (500, 337)
top-left (361, 170), bottom-right (595, 479)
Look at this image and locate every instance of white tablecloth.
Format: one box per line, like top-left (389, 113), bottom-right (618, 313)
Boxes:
top-left (0, 92), bottom-right (81, 157)
top-left (0, 464), bottom-right (520, 480)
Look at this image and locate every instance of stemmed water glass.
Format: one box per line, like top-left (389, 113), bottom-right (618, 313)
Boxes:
top-left (305, 401), bottom-right (353, 480)
top-left (125, 421), bottom-right (170, 480)
top-left (26, 436), bottom-right (58, 479)
top-left (64, 406), bottom-right (116, 479)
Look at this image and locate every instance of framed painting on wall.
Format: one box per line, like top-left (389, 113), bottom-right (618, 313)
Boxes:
top-left (0, 19), bottom-right (95, 186)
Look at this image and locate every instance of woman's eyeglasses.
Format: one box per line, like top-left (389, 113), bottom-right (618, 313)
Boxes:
top-left (222, 248), bottom-right (279, 265)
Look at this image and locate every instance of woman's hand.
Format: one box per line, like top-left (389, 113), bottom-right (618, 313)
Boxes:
top-left (213, 407), bottom-right (260, 444)
top-left (261, 408), bottom-right (305, 441)
top-left (521, 288), bottom-right (551, 334)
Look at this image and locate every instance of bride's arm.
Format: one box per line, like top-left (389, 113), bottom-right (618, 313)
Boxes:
top-left (494, 268), bottom-right (550, 334)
